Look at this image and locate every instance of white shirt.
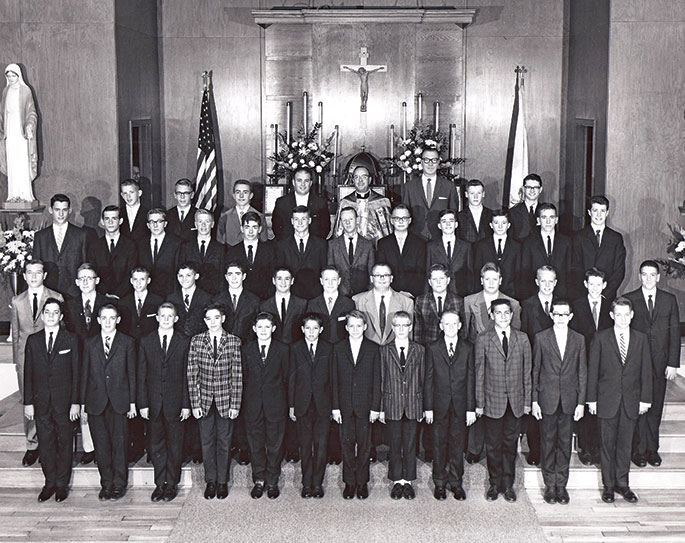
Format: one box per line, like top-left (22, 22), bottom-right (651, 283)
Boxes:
top-left (374, 289), bottom-right (392, 315)
top-left (177, 205), bottom-right (191, 221)
top-left (483, 291), bottom-right (500, 313)
top-left (158, 329), bottom-right (174, 348)
top-left (345, 232), bottom-right (358, 251)
top-left (349, 337), bottom-right (363, 363)
top-left (307, 340), bottom-right (318, 355)
top-left (493, 234), bottom-right (507, 251)
top-left (150, 232), bottom-right (166, 253)
top-left (442, 234), bottom-right (457, 256)
top-left (81, 293), bottom-right (96, 313)
top-left (294, 193), bottom-right (309, 207)
top-left (44, 326), bottom-right (59, 350)
top-left (421, 174), bottom-right (436, 201)
top-left (433, 292), bottom-right (448, 310)
top-left (209, 331), bottom-right (223, 348)
top-left (126, 203), bottom-right (140, 229)
top-left (394, 232), bottom-right (407, 253)
top-left (181, 285), bottom-right (196, 304)
top-left (444, 336), bottom-right (458, 355)
top-left (593, 224), bottom-right (606, 243)
top-left (197, 235), bottom-right (212, 252)
top-left (642, 287), bottom-right (657, 308)
top-left (495, 326), bottom-right (512, 347)
top-left (136, 291), bottom-right (148, 308)
top-left (52, 222), bottom-right (67, 243)
top-left (243, 239), bottom-right (259, 255)
top-left (27, 286), bottom-right (44, 303)
top-left (537, 293), bottom-right (553, 313)
top-left (294, 232), bottom-right (309, 250)
top-left (540, 229), bottom-right (555, 250)
top-left (258, 339), bottom-right (271, 357)
top-left (614, 327), bottom-right (630, 355)
top-left (275, 293), bottom-right (291, 316)
top-left (553, 326), bottom-right (568, 357)
top-left (469, 205), bottom-right (483, 231)
top-left (228, 287), bottom-right (243, 301)
top-left (324, 291), bottom-right (338, 310)
top-left (105, 232), bottom-right (120, 248)
top-left (101, 330), bottom-right (117, 348)
top-left (394, 338), bottom-right (409, 354)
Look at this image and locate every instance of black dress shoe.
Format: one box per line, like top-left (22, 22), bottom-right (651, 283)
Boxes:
top-left (343, 484), bottom-right (355, 499)
top-left (615, 486), bottom-right (638, 503)
top-left (486, 484), bottom-right (499, 501)
top-left (369, 446), bottom-right (377, 463)
top-left (503, 487), bottom-right (517, 502)
top-left (163, 486), bottom-right (178, 502)
top-left (526, 453), bottom-right (540, 466)
top-left (434, 486), bottom-right (447, 500)
top-left (80, 451), bottom-right (95, 465)
top-left (601, 487), bottom-right (615, 503)
top-left (578, 449), bottom-right (593, 466)
top-left (556, 487), bottom-right (570, 505)
top-left (465, 452), bottom-right (480, 465)
top-left (237, 449), bottom-right (250, 466)
top-left (37, 486), bottom-right (55, 502)
top-left (151, 485), bottom-right (165, 502)
top-left (646, 451), bottom-right (662, 467)
top-left (390, 482), bottom-right (404, 500)
top-left (356, 484), bottom-right (369, 500)
top-left (403, 483), bottom-right (415, 500)
top-left (55, 487), bottom-right (68, 502)
top-left (110, 487), bottom-right (126, 500)
top-left (632, 453), bottom-right (647, 468)
top-left (312, 486), bottom-right (324, 498)
top-left (251, 482), bottom-right (265, 499)
top-left (543, 486), bottom-right (557, 504)
top-left (98, 487), bottom-right (111, 501)
top-left (23, 449), bottom-right (40, 466)
top-left (216, 483), bottom-right (229, 499)
top-left (452, 483), bottom-right (466, 501)
top-left (267, 485), bottom-right (280, 499)
top-left (204, 482), bottom-right (217, 499)
top-left (301, 486), bottom-right (312, 498)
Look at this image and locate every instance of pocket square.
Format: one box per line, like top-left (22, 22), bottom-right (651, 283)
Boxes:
top-left (438, 196), bottom-right (447, 200)
top-left (337, 316), bottom-right (347, 322)
top-left (146, 313), bottom-right (156, 318)
top-left (58, 349), bottom-right (71, 354)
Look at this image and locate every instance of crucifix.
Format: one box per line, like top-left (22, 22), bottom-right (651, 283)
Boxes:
top-left (341, 47), bottom-right (387, 112)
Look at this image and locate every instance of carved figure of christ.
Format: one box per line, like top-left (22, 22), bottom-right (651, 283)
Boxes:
top-left (341, 47), bottom-right (387, 112)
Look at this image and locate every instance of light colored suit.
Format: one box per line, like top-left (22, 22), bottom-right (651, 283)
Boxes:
top-left (216, 205), bottom-right (269, 246)
top-left (463, 291), bottom-right (521, 344)
top-left (352, 288), bottom-right (414, 345)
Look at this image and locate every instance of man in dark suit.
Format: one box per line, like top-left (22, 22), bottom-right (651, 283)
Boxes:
top-left (138, 208), bottom-right (181, 298)
top-left (414, 264), bottom-right (464, 346)
top-left (166, 263), bottom-right (212, 339)
top-left (424, 310), bottom-right (475, 501)
top-left (380, 311), bottom-right (427, 500)
top-left (426, 209), bottom-right (472, 297)
top-left (23, 298), bottom-right (80, 502)
top-left (572, 195), bottom-right (626, 301)
top-left (331, 310), bottom-right (381, 499)
top-left (587, 297), bottom-right (652, 504)
top-left (327, 207), bottom-right (375, 296)
top-left (570, 267), bottom-right (613, 465)
top-left (165, 178), bottom-right (197, 242)
top-left (625, 260), bottom-right (681, 468)
top-left (376, 204), bottom-right (426, 297)
top-left (508, 173), bottom-right (544, 242)
top-left (137, 303), bottom-right (190, 502)
top-left (178, 208), bottom-right (226, 296)
top-left (118, 267), bottom-right (165, 343)
top-left (119, 178), bottom-right (150, 243)
top-left (306, 267), bottom-right (356, 345)
top-left (80, 304), bottom-right (137, 501)
top-left (32, 193), bottom-right (88, 298)
top-left (216, 180), bottom-right (269, 246)
top-left (401, 147), bottom-right (459, 241)
top-left (457, 180), bottom-right (493, 244)
top-left (473, 209), bottom-right (521, 298)
top-left (521, 203), bottom-right (572, 299)
top-left (475, 298), bottom-right (532, 502)
top-left (241, 313), bottom-right (289, 499)
top-left (87, 205), bottom-right (138, 300)
top-left (532, 299), bottom-right (587, 505)
top-left (271, 167), bottom-right (330, 241)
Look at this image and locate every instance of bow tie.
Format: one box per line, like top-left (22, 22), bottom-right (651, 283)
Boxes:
top-left (356, 192), bottom-right (370, 200)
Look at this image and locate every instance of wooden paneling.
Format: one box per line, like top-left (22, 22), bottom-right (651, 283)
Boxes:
top-left (0, 1), bottom-right (21, 23)
top-left (21, 0), bottom-right (114, 23)
top-left (161, 0), bottom-right (257, 38)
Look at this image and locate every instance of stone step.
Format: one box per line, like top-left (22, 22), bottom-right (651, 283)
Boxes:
top-left (655, 420), bottom-right (685, 452)
top-left (662, 401), bottom-right (685, 421)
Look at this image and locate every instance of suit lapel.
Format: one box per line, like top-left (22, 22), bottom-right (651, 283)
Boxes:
top-left (491, 330), bottom-right (505, 358)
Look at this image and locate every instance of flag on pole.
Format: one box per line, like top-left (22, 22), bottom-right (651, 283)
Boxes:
top-left (194, 86), bottom-right (218, 212)
top-left (502, 66), bottom-right (529, 209)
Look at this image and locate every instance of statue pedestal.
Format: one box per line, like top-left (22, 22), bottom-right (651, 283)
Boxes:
top-left (2, 199), bottom-right (41, 210)
top-left (0, 205), bottom-right (46, 231)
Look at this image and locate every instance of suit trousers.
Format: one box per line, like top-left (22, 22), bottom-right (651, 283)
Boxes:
top-left (232, 412), bottom-right (249, 453)
top-left (386, 417), bottom-right (418, 482)
top-left (539, 405), bottom-right (573, 489)
top-left (599, 400), bottom-right (636, 490)
top-left (297, 401), bottom-right (329, 488)
top-left (466, 416), bottom-right (485, 457)
top-left (245, 410), bottom-right (285, 486)
top-left (327, 420), bottom-right (342, 462)
top-left (417, 420), bottom-right (434, 459)
top-left (484, 403), bottom-right (521, 490)
top-left (89, 402), bottom-right (129, 489)
top-left (576, 412), bottom-right (600, 455)
top-left (35, 409), bottom-right (74, 489)
top-left (285, 419), bottom-right (299, 455)
top-left (524, 414), bottom-right (541, 458)
top-left (14, 361), bottom-right (38, 450)
top-left (182, 417), bottom-right (202, 459)
top-left (432, 406), bottom-right (467, 488)
top-left (634, 370), bottom-right (667, 455)
top-left (128, 416), bottom-right (146, 457)
top-left (339, 413), bottom-right (371, 486)
top-left (149, 413), bottom-right (185, 488)
top-left (198, 402), bottom-right (235, 484)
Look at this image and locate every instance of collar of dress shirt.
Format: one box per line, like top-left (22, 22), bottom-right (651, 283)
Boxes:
top-left (52, 222), bottom-right (67, 235)
top-left (421, 174), bottom-right (435, 184)
top-left (209, 331), bottom-right (223, 345)
top-left (158, 329), bottom-right (173, 344)
top-left (325, 292), bottom-right (338, 306)
top-left (44, 325), bottom-right (60, 338)
top-left (105, 232), bottom-right (120, 245)
top-left (197, 234), bottom-right (212, 245)
top-left (538, 293), bottom-right (553, 307)
top-left (275, 292), bottom-right (290, 306)
top-left (374, 289), bottom-right (392, 309)
top-left (394, 231), bottom-right (407, 243)
top-left (553, 326), bottom-right (568, 340)
top-left (540, 229), bottom-right (555, 243)
top-left (126, 202), bottom-right (140, 220)
top-left (483, 291), bottom-right (499, 309)
top-left (356, 191), bottom-right (370, 200)
top-left (82, 293), bottom-right (96, 310)
top-left (641, 286), bottom-right (657, 300)
top-left (346, 232), bottom-right (358, 245)
top-left (136, 291), bottom-right (148, 305)
top-left (294, 193), bottom-right (309, 207)
top-left (308, 340), bottom-right (318, 354)
top-left (593, 224), bottom-right (605, 237)
top-left (395, 338), bottom-right (409, 353)
top-left (101, 330), bottom-right (117, 344)
top-left (614, 326), bottom-right (630, 343)
top-left (442, 234), bottom-right (456, 247)
top-left (28, 286), bottom-right (44, 299)
top-left (493, 234), bottom-right (507, 246)
top-left (258, 339), bottom-right (271, 352)
top-left (177, 204), bottom-right (191, 218)
top-left (182, 285), bottom-right (196, 300)
top-left (228, 287), bottom-right (243, 299)
top-left (433, 292), bottom-right (448, 306)
top-left (495, 325), bottom-right (511, 339)
top-left (151, 232), bottom-right (166, 246)
top-left (587, 294), bottom-right (602, 307)
top-left (444, 336), bottom-right (459, 352)
top-left (294, 233), bottom-right (309, 245)
top-left (243, 239), bottom-right (259, 251)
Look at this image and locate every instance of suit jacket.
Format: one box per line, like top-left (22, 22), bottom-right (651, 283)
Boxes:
top-left (32, 223), bottom-right (88, 298)
top-left (137, 331), bottom-right (190, 419)
top-left (424, 338), bottom-right (474, 418)
top-left (572, 225), bottom-right (626, 301)
top-left (226, 240), bottom-right (277, 300)
top-left (473, 235), bottom-right (522, 298)
top-left (120, 205), bottom-right (149, 243)
top-left (521, 229), bottom-right (572, 299)
top-left (165, 205), bottom-right (197, 242)
top-left (138, 233), bottom-right (181, 298)
top-left (413, 292), bottom-right (464, 346)
top-left (65, 293), bottom-right (109, 340)
top-left (118, 291), bottom-right (165, 342)
top-left (402, 175), bottom-right (459, 240)
top-left (167, 288), bottom-right (212, 338)
top-left (187, 330), bottom-right (243, 417)
top-left (216, 205), bottom-right (268, 246)
top-left (569, 296), bottom-right (613, 350)
top-left (10, 287), bottom-right (64, 367)
top-left (259, 295), bottom-right (307, 345)
top-left (327, 235), bottom-right (375, 296)
top-left (376, 233), bottom-right (426, 297)
top-left (87, 235), bottom-right (138, 299)
top-left (305, 294), bottom-right (356, 345)
top-left (532, 327), bottom-right (587, 415)
top-left (218, 289), bottom-right (260, 343)
top-left (587, 328), bottom-right (653, 419)
top-left (23, 329), bottom-right (80, 414)
top-left (520, 295), bottom-right (554, 343)
top-left (352, 289), bottom-right (414, 346)
top-left (241, 340), bottom-right (289, 422)
top-left (81, 331), bottom-right (137, 416)
top-left (331, 338), bottom-right (381, 417)
top-left (271, 192), bottom-right (331, 241)
top-left (178, 238), bottom-right (226, 296)
top-left (624, 288), bottom-right (681, 373)
top-left (457, 206), bottom-right (493, 244)
top-left (277, 236), bottom-right (327, 300)
top-left (380, 341), bottom-right (425, 421)
top-left (463, 291), bottom-right (521, 344)
top-left (475, 327), bottom-right (532, 419)
top-left (289, 339), bottom-right (333, 417)
top-left (425, 238), bottom-right (472, 296)
top-left (508, 201), bottom-right (538, 242)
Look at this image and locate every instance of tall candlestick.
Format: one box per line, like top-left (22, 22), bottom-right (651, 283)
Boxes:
top-left (417, 93), bottom-right (423, 123)
top-left (286, 102), bottom-right (292, 144)
top-left (332, 125), bottom-right (339, 175)
top-left (274, 123), bottom-right (279, 157)
top-left (448, 123), bottom-right (454, 159)
top-left (318, 101), bottom-right (323, 146)
top-left (401, 102), bottom-right (407, 139)
top-left (303, 91), bottom-right (309, 134)
top-left (389, 124), bottom-right (395, 161)
top-left (434, 102), bottom-right (440, 132)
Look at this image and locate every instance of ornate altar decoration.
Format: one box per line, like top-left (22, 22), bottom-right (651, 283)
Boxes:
top-left (268, 121), bottom-right (335, 182)
top-left (656, 225), bottom-right (685, 279)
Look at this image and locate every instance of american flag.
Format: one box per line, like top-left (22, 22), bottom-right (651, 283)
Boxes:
top-left (194, 88), bottom-right (218, 211)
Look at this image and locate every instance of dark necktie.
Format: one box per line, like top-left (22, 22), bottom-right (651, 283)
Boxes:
top-left (309, 343), bottom-right (315, 360)
top-left (648, 294), bottom-right (654, 317)
top-left (448, 342), bottom-right (454, 358)
top-left (47, 331), bottom-right (54, 354)
top-left (497, 238), bottom-right (503, 259)
top-left (546, 235), bottom-right (552, 257)
top-left (592, 301), bottom-right (599, 329)
top-left (437, 296), bottom-right (443, 316)
top-left (32, 293), bottom-right (38, 321)
top-left (137, 298), bottom-right (143, 317)
top-left (281, 297), bottom-right (287, 322)
top-left (595, 230), bottom-right (601, 247)
top-left (379, 295), bottom-right (386, 336)
top-left (299, 238), bottom-right (305, 255)
top-left (446, 240), bottom-right (452, 260)
top-left (162, 334), bottom-right (168, 354)
top-left (529, 205), bottom-right (535, 224)
top-left (348, 238), bottom-right (354, 265)
top-left (399, 346), bottom-right (406, 370)
top-left (184, 294), bottom-right (190, 311)
top-left (109, 237), bottom-right (115, 254)
top-left (501, 330), bottom-right (508, 357)
top-left (260, 344), bottom-right (266, 364)
top-left (104, 336), bottom-right (111, 357)
top-left (153, 237), bottom-right (159, 262)
top-left (425, 178), bottom-right (433, 204)
top-left (232, 294), bottom-right (238, 310)
top-left (180, 210), bottom-right (185, 223)
top-left (247, 245), bottom-right (254, 267)
top-left (84, 299), bottom-right (92, 327)
top-left (200, 239), bottom-right (206, 257)
top-left (213, 335), bottom-right (218, 360)
top-left (544, 300), bottom-right (550, 316)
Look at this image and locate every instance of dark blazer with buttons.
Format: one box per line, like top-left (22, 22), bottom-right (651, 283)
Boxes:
top-left (32, 223), bottom-right (88, 298)
top-left (520, 229), bottom-right (572, 299)
top-left (401, 175), bottom-right (459, 241)
top-left (289, 339), bottom-right (333, 417)
top-left (305, 294), bottom-right (355, 345)
top-left (332, 338), bottom-right (381, 417)
top-left (569, 296), bottom-right (613, 350)
top-left (87, 235), bottom-right (138, 299)
top-left (327, 235), bottom-right (375, 296)
top-left (226, 240), bottom-right (277, 300)
top-left (165, 205), bottom-right (197, 242)
top-left (166, 288), bottom-right (212, 339)
top-left (532, 327), bottom-right (587, 416)
top-left (137, 331), bottom-right (190, 420)
top-left (120, 205), bottom-right (150, 243)
top-left (138, 233), bottom-right (181, 298)
top-left (118, 292), bottom-right (165, 343)
top-left (64, 293), bottom-right (109, 341)
top-left (241, 339), bottom-right (289, 422)
top-left (276, 236), bottom-right (327, 300)
top-left (271, 192), bottom-right (331, 241)
top-left (425, 238), bottom-right (473, 296)
top-left (24, 329), bottom-right (80, 414)
top-left (376, 232), bottom-right (427, 297)
top-left (413, 292), bottom-right (464, 346)
top-left (424, 338), bottom-right (474, 419)
top-left (217, 289), bottom-right (260, 344)
top-left (178, 238), bottom-right (226, 296)
top-left (380, 341), bottom-right (426, 421)
top-left (572, 225), bottom-right (626, 301)
top-left (259, 295), bottom-right (307, 345)
top-left (508, 201), bottom-right (538, 242)
top-left (81, 331), bottom-right (137, 416)
top-left (457, 206), bottom-right (493, 244)
top-left (520, 295), bottom-right (554, 344)
top-left (473, 235), bottom-right (522, 298)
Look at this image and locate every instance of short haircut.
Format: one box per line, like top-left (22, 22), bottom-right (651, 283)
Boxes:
top-left (584, 267), bottom-right (606, 281)
top-left (158, 301), bottom-right (177, 315)
top-left (177, 261), bottom-right (199, 274)
top-left (339, 206), bottom-right (358, 218)
top-left (589, 195), bottom-right (610, 209)
top-left (428, 263), bottom-right (449, 277)
top-left (523, 173), bottom-right (542, 186)
top-left (147, 208), bottom-right (167, 220)
top-left (292, 166), bottom-right (313, 180)
top-left (639, 260), bottom-right (660, 274)
top-left (611, 296), bottom-right (633, 312)
top-left (43, 297), bottom-right (64, 314)
top-left (241, 211), bottom-right (261, 226)
top-left (536, 202), bottom-right (557, 218)
top-left (480, 262), bottom-right (501, 277)
top-left (550, 298), bottom-right (571, 313)
top-left (130, 266), bottom-right (150, 278)
top-left (225, 260), bottom-right (247, 274)
top-left (440, 309), bottom-right (461, 322)
top-left (391, 203), bottom-right (411, 216)
top-left (203, 302), bottom-right (225, 317)
top-left (438, 208), bottom-right (457, 220)
top-left (301, 313), bottom-right (324, 328)
top-left (254, 311), bottom-right (276, 326)
top-left (536, 265), bottom-right (557, 279)
top-left (120, 178), bottom-right (141, 190)
top-left (345, 309), bottom-right (367, 325)
top-left (320, 265), bottom-right (340, 277)
top-left (98, 303), bottom-right (120, 318)
top-left (272, 266), bottom-right (293, 279)
top-left (101, 204), bottom-right (120, 219)
top-left (233, 179), bottom-right (252, 192)
top-left (50, 194), bottom-right (70, 207)
top-left (466, 179), bottom-right (484, 190)
top-left (391, 310), bottom-right (412, 325)
top-left (421, 147), bottom-right (439, 156)
top-left (24, 259), bottom-right (44, 272)
top-left (175, 178), bottom-right (194, 190)
top-left (491, 209), bottom-right (509, 220)
top-left (371, 262), bottom-right (392, 275)
top-left (490, 298), bottom-right (512, 312)
top-left (76, 263), bottom-right (98, 277)
top-left (195, 208), bottom-right (213, 221)
top-left (291, 205), bottom-right (310, 217)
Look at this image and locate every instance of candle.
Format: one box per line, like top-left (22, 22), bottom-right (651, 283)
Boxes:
top-left (401, 102), bottom-right (407, 139)
top-left (318, 101), bottom-right (323, 146)
top-left (274, 123), bottom-right (279, 157)
top-left (448, 124), bottom-right (454, 159)
top-left (303, 91), bottom-right (309, 134)
top-left (417, 93), bottom-right (423, 123)
top-left (332, 124), bottom-right (339, 175)
top-left (389, 124), bottom-right (395, 161)
top-left (434, 102), bottom-right (440, 132)
top-left (286, 102), bottom-right (292, 144)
